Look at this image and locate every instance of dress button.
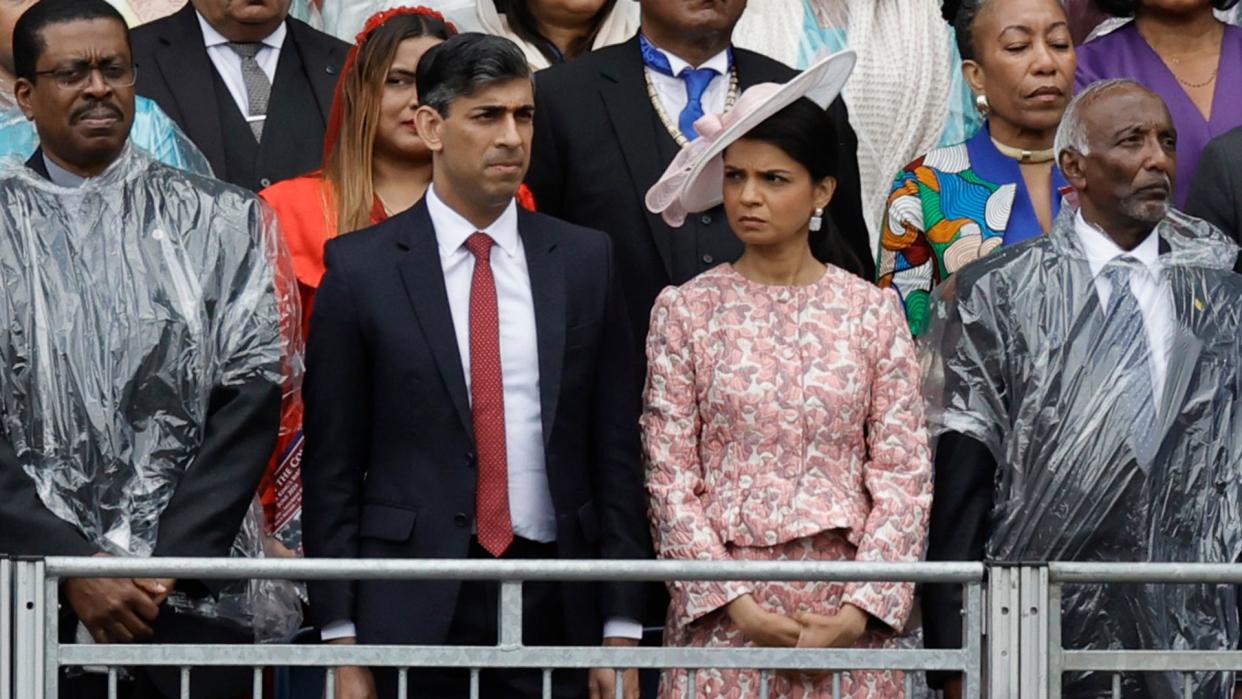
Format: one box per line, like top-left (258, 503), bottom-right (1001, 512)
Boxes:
top-left (454, 513), bottom-right (469, 528)
top-left (700, 214), bottom-right (713, 225)
top-left (701, 253), bottom-right (715, 265)
top-left (259, 177), bottom-right (272, 188)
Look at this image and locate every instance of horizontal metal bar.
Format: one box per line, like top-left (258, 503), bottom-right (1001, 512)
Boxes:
top-left (56, 645), bottom-right (975, 672)
top-left (1061, 650), bottom-right (1242, 672)
top-left (42, 557), bottom-right (983, 583)
top-left (1049, 562), bottom-right (1242, 584)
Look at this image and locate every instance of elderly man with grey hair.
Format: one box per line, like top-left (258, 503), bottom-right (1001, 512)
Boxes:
top-left (922, 78), bottom-right (1242, 699)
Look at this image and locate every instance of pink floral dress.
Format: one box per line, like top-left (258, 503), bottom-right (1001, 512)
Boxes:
top-left (642, 264), bottom-right (933, 698)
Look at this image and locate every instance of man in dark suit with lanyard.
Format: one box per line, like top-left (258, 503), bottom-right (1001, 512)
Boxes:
top-left (526, 0), bottom-right (872, 354)
top-left (129, 0), bottom-right (347, 191)
top-left (302, 33), bottom-right (651, 699)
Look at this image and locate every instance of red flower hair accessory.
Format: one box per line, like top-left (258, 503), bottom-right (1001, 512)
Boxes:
top-left (323, 6), bottom-right (460, 162)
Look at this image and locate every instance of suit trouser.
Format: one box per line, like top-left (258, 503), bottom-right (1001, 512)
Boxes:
top-left (373, 537), bottom-right (587, 699)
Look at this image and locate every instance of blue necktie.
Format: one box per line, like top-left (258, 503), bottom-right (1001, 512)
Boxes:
top-left (639, 34), bottom-right (724, 141)
top-left (1099, 259), bottom-right (1158, 460)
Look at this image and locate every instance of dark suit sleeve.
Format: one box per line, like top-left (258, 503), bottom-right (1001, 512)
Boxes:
top-left (1185, 138), bottom-right (1240, 244)
top-left (301, 241), bottom-right (373, 630)
top-left (591, 239), bottom-right (652, 621)
top-left (0, 432), bottom-right (97, 557)
top-left (526, 72), bottom-right (567, 217)
top-left (922, 431), bottom-right (996, 690)
top-left (823, 97), bottom-right (876, 280)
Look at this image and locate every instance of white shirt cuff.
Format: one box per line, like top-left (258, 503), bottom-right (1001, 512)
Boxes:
top-left (320, 620), bottom-right (357, 641)
top-left (602, 617), bottom-right (643, 641)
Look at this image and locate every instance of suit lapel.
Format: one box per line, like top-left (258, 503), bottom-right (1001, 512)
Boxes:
top-left (598, 38), bottom-right (675, 278)
top-left (396, 202), bottom-right (474, 439)
top-left (520, 211), bottom-right (565, 444)
top-left (284, 19), bottom-right (340, 124)
top-left (152, 5), bottom-right (227, 176)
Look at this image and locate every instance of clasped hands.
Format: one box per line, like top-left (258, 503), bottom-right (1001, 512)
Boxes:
top-left (726, 594), bottom-right (869, 649)
top-left (63, 552), bottom-right (175, 644)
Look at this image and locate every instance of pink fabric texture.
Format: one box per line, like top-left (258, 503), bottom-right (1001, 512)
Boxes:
top-left (641, 263), bottom-right (933, 680)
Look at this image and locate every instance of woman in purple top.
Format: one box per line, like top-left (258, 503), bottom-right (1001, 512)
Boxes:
top-left (1076, 0), bottom-right (1242, 209)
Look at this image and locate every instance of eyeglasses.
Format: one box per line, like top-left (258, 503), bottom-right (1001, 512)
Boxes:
top-left (32, 62), bottom-right (137, 90)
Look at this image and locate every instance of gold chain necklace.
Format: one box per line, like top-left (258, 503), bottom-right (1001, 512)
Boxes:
top-left (644, 67), bottom-right (741, 148)
top-left (1171, 66), bottom-right (1218, 89)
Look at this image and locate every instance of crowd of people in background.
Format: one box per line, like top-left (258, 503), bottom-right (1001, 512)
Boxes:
top-left (4, 0), bottom-right (1242, 698)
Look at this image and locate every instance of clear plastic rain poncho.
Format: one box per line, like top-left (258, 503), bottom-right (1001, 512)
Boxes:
top-left (923, 206), bottom-right (1242, 698)
top-left (0, 144), bottom-right (303, 640)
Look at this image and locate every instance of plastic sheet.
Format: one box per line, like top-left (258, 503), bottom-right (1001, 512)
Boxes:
top-left (0, 144), bottom-right (303, 640)
top-left (922, 207), bottom-right (1242, 698)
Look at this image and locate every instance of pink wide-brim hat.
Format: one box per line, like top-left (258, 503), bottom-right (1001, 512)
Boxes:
top-left (645, 50), bottom-right (857, 228)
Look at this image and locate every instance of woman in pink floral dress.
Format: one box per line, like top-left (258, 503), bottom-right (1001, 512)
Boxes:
top-left (642, 52), bottom-right (933, 699)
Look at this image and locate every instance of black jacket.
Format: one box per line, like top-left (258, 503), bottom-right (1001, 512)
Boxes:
top-left (130, 4), bottom-right (347, 190)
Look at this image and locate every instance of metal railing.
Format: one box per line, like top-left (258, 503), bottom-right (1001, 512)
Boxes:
top-left (6, 557), bottom-right (985, 699)
top-left (1046, 562), bottom-right (1242, 699)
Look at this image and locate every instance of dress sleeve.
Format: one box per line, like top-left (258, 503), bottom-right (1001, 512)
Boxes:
top-left (843, 291), bottom-right (934, 632)
top-left (641, 287), bottom-right (751, 628)
top-left (877, 165), bottom-right (938, 336)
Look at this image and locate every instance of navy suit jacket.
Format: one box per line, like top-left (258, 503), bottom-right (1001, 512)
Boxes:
top-left (301, 198), bottom-right (651, 645)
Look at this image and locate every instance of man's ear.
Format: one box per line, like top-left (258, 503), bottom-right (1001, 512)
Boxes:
top-left (1059, 149), bottom-right (1087, 192)
top-left (414, 105), bottom-right (445, 153)
top-left (14, 78), bottom-right (35, 121)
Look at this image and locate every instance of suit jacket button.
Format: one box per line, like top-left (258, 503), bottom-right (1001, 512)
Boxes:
top-left (701, 253), bottom-right (715, 265)
top-left (454, 513), bottom-right (470, 528)
top-left (259, 177), bottom-right (272, 188)
top-left (700, 214), bottom-right (713, 225)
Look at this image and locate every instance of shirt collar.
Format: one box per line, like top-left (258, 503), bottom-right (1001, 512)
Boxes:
top-left (654, 44), bottom-right (730, 76)
top-left (1074, 210), bottom-right (1162, 278)
top-left (195, 11), bottom-right (287, 50)
top-left (43, 153), bottom-right (86, 188)
top-left (425, 184), bottom-right (520, 259)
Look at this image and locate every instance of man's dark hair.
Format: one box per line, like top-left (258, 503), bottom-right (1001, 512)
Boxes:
top-left (1091, 0), bottom-right (1238, 16)
top-left (416, 33), bottom-right (531, 116)
top-left (13, 0), bottom-right (130, 81)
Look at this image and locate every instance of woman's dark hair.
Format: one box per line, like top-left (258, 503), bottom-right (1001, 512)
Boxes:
top-left (1091, 0), bottom-right (1239, 16)
top-left (953, 0), bottom-right (989, 62)
top-left (731, 97), bottom-right (864, 277)
top-left (493, 0), bottom-right (616, 65)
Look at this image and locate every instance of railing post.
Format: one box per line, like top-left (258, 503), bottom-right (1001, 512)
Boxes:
top-left (2, 558), bottom-right (11, 699)
top-left (989, 565), bottom-right (1021, 698)
top-left (13, 559), bottom-right (44, 699)
top-left (962, 578), bottom-right (984, 699)
top-left (43, 567), bottom-right (58, 698)
top-left (498, 581), bottom-right (523, 648)
top-left (1019, 565), bottom-right (1049, 699)
top-left (1046, 581), bottom-right (1062, 699)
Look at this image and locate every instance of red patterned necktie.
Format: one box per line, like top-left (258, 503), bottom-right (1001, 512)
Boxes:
top-left (465, 232), bottom-right (513, 557)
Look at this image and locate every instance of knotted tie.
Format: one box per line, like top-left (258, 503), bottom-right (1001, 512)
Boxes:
top-left (640, 34), bottom-right (722, 141)
top-left (1099, 259), bottom-right (1158, 459)
top-left (465, 233), bottom-right (513, 557)
top-left (228, 42), bottom-right (271, 141)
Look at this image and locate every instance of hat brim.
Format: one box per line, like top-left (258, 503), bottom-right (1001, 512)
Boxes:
top-left (645, 49), bottom-right (857, 226)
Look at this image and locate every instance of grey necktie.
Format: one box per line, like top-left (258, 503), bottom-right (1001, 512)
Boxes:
top-left (228, 42), bottom-right (271, 141)
top-left (1099, 258), bottom-right (1158, 460)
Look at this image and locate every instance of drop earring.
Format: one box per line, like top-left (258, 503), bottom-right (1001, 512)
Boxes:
top-left (809, 207), bottom-right (824, 232)
top-left (975, 94), bottom-right (990, 116)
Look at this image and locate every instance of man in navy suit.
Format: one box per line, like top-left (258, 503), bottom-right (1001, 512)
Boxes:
top-left (301, 33), bottom-right (650, 699)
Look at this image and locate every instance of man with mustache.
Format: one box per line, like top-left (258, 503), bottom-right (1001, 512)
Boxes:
top-left (0, 1), bottom-right (299, 697)
top-left (923, 79), bottom-right (1242, 699)
top-left (301, 33), bottom-right (650, 699)
top-left (0, 0), bottom-right (210, 173)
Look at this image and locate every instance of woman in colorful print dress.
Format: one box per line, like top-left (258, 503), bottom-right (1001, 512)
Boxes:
top-left (878, 0), bottom-right (1076, 335)
top-left (643, 52), bottom-right (933, 698)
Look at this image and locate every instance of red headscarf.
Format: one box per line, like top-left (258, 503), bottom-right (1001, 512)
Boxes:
top-left (321, 6), bottom-right (459, 163)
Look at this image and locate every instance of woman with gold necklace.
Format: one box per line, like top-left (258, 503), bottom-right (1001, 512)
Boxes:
top-left (1076, 0), bottom-right (1242, 209)
top-left (877, 0), bottom-right (1076, 336)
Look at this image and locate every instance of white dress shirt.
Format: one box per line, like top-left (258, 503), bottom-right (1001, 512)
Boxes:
top-left (195, 11), bottom-right (286, 124)
top-left (1074, 211), bottom-right (1174, 404)
top-left (644, 43), bottom-right (731, 128)
top-left (321, 187), bottom-right (641, 642)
